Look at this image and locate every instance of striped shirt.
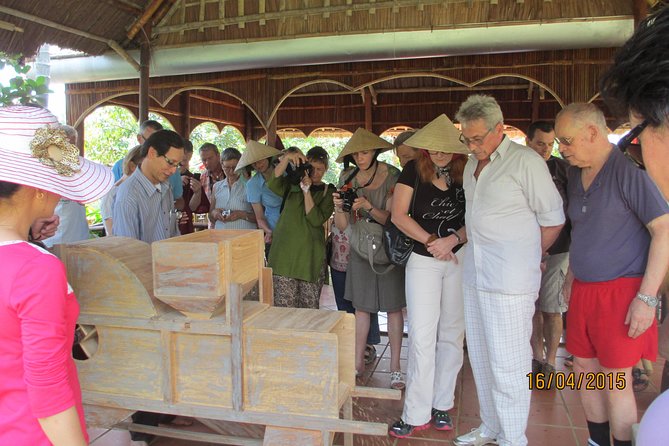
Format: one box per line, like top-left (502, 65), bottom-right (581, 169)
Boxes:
top-left (112, 167), bottom-right (176, 243)
top-left (212, 177), bottom-right (256, 230)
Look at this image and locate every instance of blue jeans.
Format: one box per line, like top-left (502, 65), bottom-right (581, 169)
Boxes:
top-left (331, 268), bottom-right (380, 344)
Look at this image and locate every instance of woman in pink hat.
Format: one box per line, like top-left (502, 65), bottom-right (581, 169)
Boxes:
top-left (0, 106), bottom-right (114, 445)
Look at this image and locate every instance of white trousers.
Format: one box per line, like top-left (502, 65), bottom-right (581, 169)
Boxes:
top-left (402, 251), bottom-right (465, 425)
top-left (463, 286), bottom-right (535, 446)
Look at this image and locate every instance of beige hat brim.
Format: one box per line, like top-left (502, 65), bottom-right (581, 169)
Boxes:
top-left (336, 128), bottom-right (394, 163)
top-left (404, 114), bottom-right (469, 155)
top-left (236, 140), bottom-right (282, 171)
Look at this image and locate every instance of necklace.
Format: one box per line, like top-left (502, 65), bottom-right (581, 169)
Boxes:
top-left (435, 165), bottom-right (452, 187)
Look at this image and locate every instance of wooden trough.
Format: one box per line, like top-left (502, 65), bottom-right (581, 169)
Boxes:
top-left (56, 230), bottom-right (399, 445)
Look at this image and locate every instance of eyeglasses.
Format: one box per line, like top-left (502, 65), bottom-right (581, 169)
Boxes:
top-left (617, 120), bottom-right (648, 170)
top-left (554, 136), bottom-right (574, 146)
top-left (459, 128), bottom-right (492, 147)
top-left (161, 154), bottom-right (183, 169)
top-left (221, 162), bottom-right (238, 171)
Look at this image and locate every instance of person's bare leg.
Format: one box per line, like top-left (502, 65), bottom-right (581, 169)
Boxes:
top-left (387, 310), bottom-right (404, 372)
top-left (355, 310), bottom-right (370, 373)
top-left (603, 367), bottom-right (636, 441)
top-left (543, 312), bottom-right (563, 367)
top-left (531, 310), bottom-right (545, 363)
top-left (575, 357), bottom-right (609, 421)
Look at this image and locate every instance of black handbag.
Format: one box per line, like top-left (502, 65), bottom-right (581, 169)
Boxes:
top-left (383, 176), bottom-right (418, 266)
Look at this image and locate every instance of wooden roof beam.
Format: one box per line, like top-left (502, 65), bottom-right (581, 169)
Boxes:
top-left (0, 5), bottom-right (139, 71)
top-left (102, 0), bottom-right (143, 15)
top-left (155, 0), bottom-right (448, 34)
top-left (127, 0), bottom-right (166, 40)
top-left (0, 19), bottom-right (23, 32)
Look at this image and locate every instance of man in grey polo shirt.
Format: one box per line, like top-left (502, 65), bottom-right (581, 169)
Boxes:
top-left (556, 103), bottom-right (669, 446)
top-left (113, 129), bottom-right (185, 243)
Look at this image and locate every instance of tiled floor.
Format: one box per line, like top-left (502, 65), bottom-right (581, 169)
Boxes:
top-left (89, 284), bottom-right (666, 446)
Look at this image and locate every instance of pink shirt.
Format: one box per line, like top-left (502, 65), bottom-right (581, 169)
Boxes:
top-left (0, 241), bottom-right (87, 445)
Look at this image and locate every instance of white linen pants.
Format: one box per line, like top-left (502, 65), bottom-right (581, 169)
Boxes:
top-left (463, 286), bottom-right (535, 446)
top-left (402, 251), bottom-right (465, 425)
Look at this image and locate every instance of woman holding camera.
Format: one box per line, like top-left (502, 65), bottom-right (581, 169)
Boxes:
top-left (332, 128), bottom-right (406, 388)
top-left (387, 115), bottom-right (468, 438)
top-left (267, 146), bottom-right (335, 309)
top-left (209, 147), bottom-right (256, 229)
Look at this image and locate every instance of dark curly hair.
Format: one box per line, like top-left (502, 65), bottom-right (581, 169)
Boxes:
top-left (600, 5), bottom-right (669, 127)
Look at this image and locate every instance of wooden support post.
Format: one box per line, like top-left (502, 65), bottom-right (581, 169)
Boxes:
top-left (364, 89), bottom-right (373, 131)
top-left (139, 22), bottom-right (151, 123)
top-left (244, 105), bottom-right (255, 141)
top-left (180, 90), bottom-right (191, 138)
top-left (75, 121), bottom-right (85, 156)
top-left (266, 116), bottom-right (277, 148)
top-left (230, 283), bottom-right (243, 412)
top-left (531, 83), bottom-right (540, 123)
top-left (632, 0), bottom-right (648, 28)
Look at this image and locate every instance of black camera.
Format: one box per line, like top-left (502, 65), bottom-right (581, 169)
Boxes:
top-left (285, 162), bottom-right (313, 185)
top-left (192, 172), bottom-right (201, 181)
top-left (337, 188), bottom-right (357, 212)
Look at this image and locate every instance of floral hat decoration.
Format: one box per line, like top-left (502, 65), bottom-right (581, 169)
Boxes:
top-left (0, 106), bottom-right (114, 203)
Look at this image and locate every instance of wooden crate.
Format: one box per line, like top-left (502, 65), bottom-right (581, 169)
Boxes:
top-left (152, 229), bottom-right (265, 319)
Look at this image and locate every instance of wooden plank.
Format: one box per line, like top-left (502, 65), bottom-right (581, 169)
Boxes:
top-left (244, 329), bottom-right (339, 418)
top-left (260, 266), bottom-right (273, 306)
top-left (351, 386), bottom-right (401, 400)
top-left (173, 332), bottom-right (233, 407)
top-left (161, 329), bottom-right (175, 404)
top-left (230, 284), bottom-right (244, 411)
top-left (244, 307), bottom-right (342, 332)
top-left (83, 404), bottom-right (133, 428)
top-left (342, 397), bottom-right (352, 446)
top-left (332, 313), bottom-right (355, 393)
top-left (84, 391), bottom-right (389, 435)
top-left (263, 426), bottom-right (323, 446)
top-left (116, 422), bottom-right (262, 445)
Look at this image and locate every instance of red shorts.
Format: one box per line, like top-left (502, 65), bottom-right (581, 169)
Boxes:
top-left (566, 277), bottom-right (657, 369)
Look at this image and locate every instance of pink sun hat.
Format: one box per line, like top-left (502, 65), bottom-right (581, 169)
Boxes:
top-left (0, 106), bottom-right (114, 203)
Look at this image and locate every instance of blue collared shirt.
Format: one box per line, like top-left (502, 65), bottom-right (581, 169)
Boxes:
top-left (112, 167), bottom-right (176, 243)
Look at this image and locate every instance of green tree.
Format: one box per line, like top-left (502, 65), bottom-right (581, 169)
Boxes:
top-left (189, 122), bottom-right (245, 159)
top-left (0, 52), bottom-right (50, 106)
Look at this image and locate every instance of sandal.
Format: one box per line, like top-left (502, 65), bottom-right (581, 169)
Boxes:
top-left (633, 367), bottom-right (650, 392)
top-left (390, 370), bottom-right (405, 390)
top-left (364, 344), bottom-right (377, 365)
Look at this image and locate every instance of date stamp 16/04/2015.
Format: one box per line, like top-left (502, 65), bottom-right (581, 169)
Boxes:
top-left (527, 372), bottom-right (626, 391)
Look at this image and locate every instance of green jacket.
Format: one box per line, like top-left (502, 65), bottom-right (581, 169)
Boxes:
top-left (267, 173), bottom-right (335, 282)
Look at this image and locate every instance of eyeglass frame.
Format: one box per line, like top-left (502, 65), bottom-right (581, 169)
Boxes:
top-left (459, 127), bottom-right (493, 147)
top-left (161, 154), bottom-right (183, 169)
top-left (616, 119), bottom-right (648, 170)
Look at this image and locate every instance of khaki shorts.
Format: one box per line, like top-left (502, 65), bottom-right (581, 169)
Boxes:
top-left (536, 252), bottom-right (569, 313)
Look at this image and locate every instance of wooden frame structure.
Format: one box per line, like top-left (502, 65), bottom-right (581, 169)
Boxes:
top-left (56, 231), bottom-right (400, 445)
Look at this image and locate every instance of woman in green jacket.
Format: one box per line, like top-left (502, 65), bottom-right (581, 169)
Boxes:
top-left (267, 146), bottom-right (334, 308)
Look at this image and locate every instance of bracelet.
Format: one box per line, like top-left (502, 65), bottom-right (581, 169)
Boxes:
top-left (447, 228), bottom-right (463, 244)
top-left (367, 205), bottom-right (374, 213)
top-left (424, 233), bottom-right (438, 248)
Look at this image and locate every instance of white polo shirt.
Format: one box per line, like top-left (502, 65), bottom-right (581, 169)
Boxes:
top-left (463, 137), bottom-right (565, 295)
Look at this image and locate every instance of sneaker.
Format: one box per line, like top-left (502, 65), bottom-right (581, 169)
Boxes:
top-left (390, 370), bottom-right (405, 390)
top-left (453, 427), bottom-right (498, 446)
top-left (388, 419), bottom-right (430, 439)
top-left (431, 408), bottom-right (453, 431)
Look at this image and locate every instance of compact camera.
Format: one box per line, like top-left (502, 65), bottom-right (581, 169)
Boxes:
top-left (337, 188), bottom-right (358, 212)
top-left (285, 162), bottom-right (313, 185)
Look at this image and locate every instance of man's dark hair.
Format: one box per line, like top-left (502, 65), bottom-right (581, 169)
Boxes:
top-left (141, 129), bottom-right (184, 157)
top-left (139, 120), bottom-right (163, 134)
top-left (527, 121), bottom-right (555, 140)
top-left (183, 139), bottom-right (194, 154)
top-left (198, 142), bottom-right (219, 155)
top-left (600, 6), bottom-right (669, 127)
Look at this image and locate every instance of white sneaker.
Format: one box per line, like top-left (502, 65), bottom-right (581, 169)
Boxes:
top-left (453, 427), bottom-right (498, 446)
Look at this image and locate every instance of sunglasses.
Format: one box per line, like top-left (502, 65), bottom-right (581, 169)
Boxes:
top-left (617, 120), bottom-right (648, 170)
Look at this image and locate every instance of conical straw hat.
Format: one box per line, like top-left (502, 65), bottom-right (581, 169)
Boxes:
top-left (336, 128), bottom-right (393, 163)
top-left (236, 140), bottom-right (281, 171)
top-left (404, 114), bottom-right (469, 155)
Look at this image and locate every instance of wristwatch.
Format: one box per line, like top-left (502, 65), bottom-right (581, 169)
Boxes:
top-left (635, 292), bottom-right (659, 308)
